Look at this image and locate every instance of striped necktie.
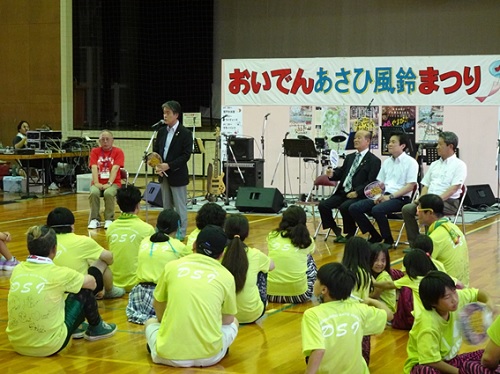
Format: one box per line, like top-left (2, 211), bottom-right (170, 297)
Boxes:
top-left (343, 152), bottom-right (362, 191)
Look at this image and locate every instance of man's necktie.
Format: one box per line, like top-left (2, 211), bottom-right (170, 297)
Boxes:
top-left (343, 152), bottom-right (362, 192)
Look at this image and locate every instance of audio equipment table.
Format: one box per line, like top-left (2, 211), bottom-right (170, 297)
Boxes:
top-left (0, 150), bottom-right (89, 198)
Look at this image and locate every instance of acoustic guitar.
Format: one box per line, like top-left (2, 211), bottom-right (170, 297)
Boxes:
top-left (206, 127), bottom-right (226, 199)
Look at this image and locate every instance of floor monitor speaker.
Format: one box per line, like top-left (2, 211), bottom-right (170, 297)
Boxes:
top-left (235, 187), bottom-right (284, 214)
top-left (464, 184), bottom-right (495, 208)
top-left (143, 182), bottom-right (163, 207)
top-left (222, 159), bottom-right (264, 198)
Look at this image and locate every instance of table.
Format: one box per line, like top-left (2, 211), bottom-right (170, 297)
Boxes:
top-left (0, 150), bottom-right (89, 198)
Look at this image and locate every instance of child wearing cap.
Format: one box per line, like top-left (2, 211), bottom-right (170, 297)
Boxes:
top-left (127, 209), bottom-right (191, 324)
top-left (106, 185), bottom-right (155, 291)
top-left (145, 224), bottom-right (238, 367)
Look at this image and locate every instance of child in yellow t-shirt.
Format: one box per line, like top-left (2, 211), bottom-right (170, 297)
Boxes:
top-left (267, 205), bottom-right (316, 304)
top-left (341, 236), bottom-right (374, 365)
top-left (127, 209), bottom-right (191, 324)
top-left (222, 214), bottom-right (274, 324)
top-left (6, 225), bottom-right (117, 356)
top-left (369, 243), bottom-right (396, 313)
top-left (302, 262), bottom-right (392, 374)
top-left (186, 202), bottom-right (226, 249)
top-left (404, 271), bottom-right (494, 374)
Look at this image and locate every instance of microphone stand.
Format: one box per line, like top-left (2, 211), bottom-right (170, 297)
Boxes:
top-left (223, 134), bottom-right (245, 205)
top-left (188, 117), bottom-right (197, 207)
top-left (261, 113), bottom-right (270, 159)
top-left (133, 124), bottom-right (160, 223)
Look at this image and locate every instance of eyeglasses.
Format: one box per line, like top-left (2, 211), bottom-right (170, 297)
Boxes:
top-left (416, 207), bottom-right (434, 213)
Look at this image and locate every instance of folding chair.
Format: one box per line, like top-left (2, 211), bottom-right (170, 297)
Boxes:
top-left (386, 184), bottom-right (419, 248)
top-left (354, 184), bottom-right (419, 248)
top-left (296, 175), bottom-right (340, 241)
top-left (119, 168), bottom-right (129, 185)
top-left (88, 168), bottom-right (129, 224)
top-left (446, 184), bottom-right (467, 235)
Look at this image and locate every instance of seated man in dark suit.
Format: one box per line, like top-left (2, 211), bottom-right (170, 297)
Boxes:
top-left (318, 130), bottom-right (381, 243)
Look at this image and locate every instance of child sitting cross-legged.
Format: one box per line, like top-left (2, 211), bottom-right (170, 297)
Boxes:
top-left (404, 270), bottom-right (495, 374)
top-left (301, 262), bottom-right (393, 374)
top-left (127, 209), bottom-right (192, 324)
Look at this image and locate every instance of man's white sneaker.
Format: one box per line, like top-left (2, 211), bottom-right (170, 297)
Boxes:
top-left (88, 219), bottom-right (100, 229)
top-left (104, 220), bottom-right (113, 229)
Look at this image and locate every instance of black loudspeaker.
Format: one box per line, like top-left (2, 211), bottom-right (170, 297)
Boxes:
top-left (236, 187), bottom-right (284, 214)
top-left (464, 184), bottom-right (496, 208)
top-left (228, 137), bottom-right (254, 161)
top-left (222, 159), bottom-right (264, 198)
top-left (143, 182), bottom-right (163, 207)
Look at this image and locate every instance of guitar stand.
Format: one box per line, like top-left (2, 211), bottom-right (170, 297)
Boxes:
top-left (187, 137), bottom-right (205, 208)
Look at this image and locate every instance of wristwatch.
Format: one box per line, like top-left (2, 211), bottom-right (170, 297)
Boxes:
top-left (389, 193), bottom-right (395, 199)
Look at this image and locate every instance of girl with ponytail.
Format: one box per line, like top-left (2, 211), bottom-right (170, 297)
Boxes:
top-left (222, 214), bottom-right (274, 324)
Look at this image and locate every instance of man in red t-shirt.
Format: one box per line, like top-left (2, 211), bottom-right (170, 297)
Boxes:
top-left (88, 130), bottom-right (125, 229)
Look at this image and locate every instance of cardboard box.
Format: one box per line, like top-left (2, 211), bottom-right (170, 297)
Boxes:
top-left (77, 173), bottom-right (92, 193)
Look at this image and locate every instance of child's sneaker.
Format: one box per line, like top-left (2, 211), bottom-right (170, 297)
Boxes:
top-left (84, 320), bottom-right (117, 341)
top-left (3, 257), bottom-right (20, 271)
top-left (103, 286), bottom-right (125, 299)
top-left (72, 321), bottom-right (89, 339)
top-left (0, 256), bottom-right (6, 270)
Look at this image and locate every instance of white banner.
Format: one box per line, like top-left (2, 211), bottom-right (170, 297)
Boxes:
top-left (223, 55), bottom-right (500, 106)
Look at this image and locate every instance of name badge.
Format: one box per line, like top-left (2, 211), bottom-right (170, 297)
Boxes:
top-left (100, 171), bottom-right (110, 179)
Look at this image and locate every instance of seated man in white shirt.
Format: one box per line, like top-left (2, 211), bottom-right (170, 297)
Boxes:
top-left (402, 131), bottom-right (466, 246)
top-left (349, 133), bottom-right (418, 247)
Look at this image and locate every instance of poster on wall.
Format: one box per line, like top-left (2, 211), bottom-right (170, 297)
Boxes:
top-left (349, 105), bottom-right (380, 150)
top-left (220, 106), bottom-right (243, 161)
top-left (289, 106), bottom-right (313, 139)
top-left (314, 106), bottom-right (348, 152)
top-left (380, 106), bottom-right (416, 156)
top-left (416, 105), bottom-right (444, 144)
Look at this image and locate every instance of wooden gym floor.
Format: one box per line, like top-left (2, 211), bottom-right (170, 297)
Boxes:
top-left (0, 186), bottom-right (499, 373)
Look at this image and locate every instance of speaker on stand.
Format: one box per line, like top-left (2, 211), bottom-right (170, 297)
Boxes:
top-left (223, 159), bottom-right (264, 198)
top-left (228, 137), bottom-right (254, 162)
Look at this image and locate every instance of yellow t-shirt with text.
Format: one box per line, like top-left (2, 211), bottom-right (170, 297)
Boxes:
top-left (267, 232), bottom-right (315, 296)
top-left (136, 237), bottom-right (192, 283)
top-left (153, 253), bottom-right (237, 360)
top-left (107, 214), bottom-right (155, 290)
top-left (7, 261), bottom-right (84, 357)
top-left (302, 299), bottom-right (387, 373)
top-left (53, 232), bottom-right (105, 274)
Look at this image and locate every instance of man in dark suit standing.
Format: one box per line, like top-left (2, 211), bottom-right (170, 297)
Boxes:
top-left (153, 101), bottom-right (193, 239)
top-left (318, 130), bottom-right (381, 243)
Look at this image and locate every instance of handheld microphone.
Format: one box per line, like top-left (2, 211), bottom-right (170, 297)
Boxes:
top-left (152, 120), bottom-right (165, 129)
top-left (264, 113), bottom-right (271, 119)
